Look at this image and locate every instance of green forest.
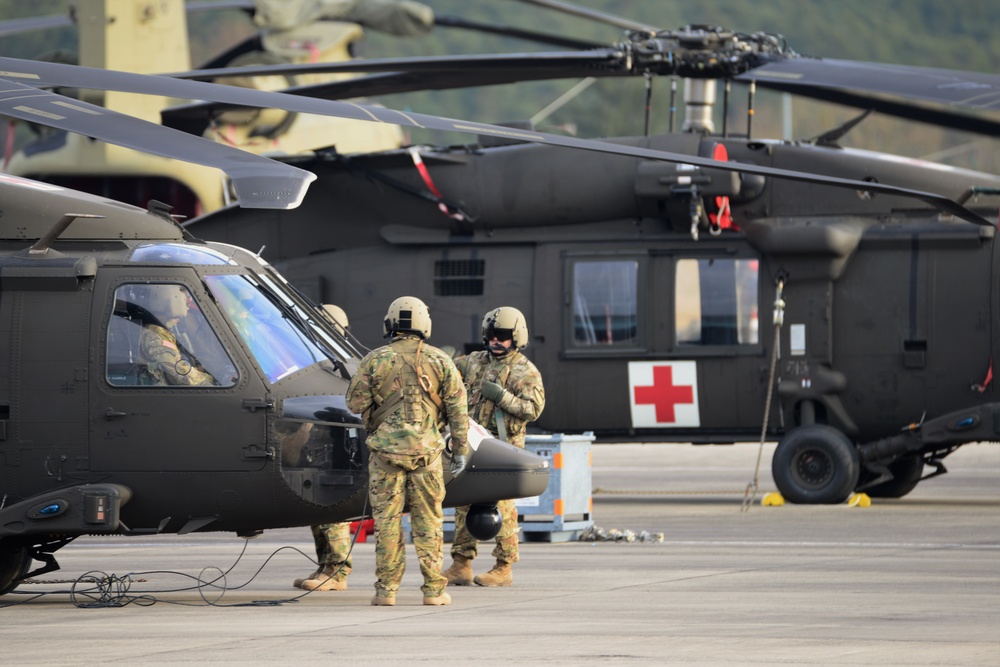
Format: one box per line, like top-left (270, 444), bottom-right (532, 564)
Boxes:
top-left (0, 0), bottom-right (997, 171)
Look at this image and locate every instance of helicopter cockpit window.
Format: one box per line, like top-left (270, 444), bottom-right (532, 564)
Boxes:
top-left (675, 259), bottom-right (759, 346)
top-left (204, 274), bottom-right (326, 384)
top-left (276, 419), bottom-right (364, 506)
top-left (572, 260), bottom-right (639, 346)
top-left (130, 243), bottom-right (238, 266)
top-left (107, 284), bottom-right (238, 387)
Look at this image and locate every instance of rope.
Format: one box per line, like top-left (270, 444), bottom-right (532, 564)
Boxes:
top-left (742, 279), bottom-right (784, 512)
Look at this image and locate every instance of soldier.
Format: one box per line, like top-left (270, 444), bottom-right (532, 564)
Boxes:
top-left (346, 296), bottom-right (469, 606)
top-left (443, 306), bottom-right (545, 587)
top-left (293, 522), bottom-right (353, 591)
top-left (294, 306), bottom-right (353, 593)
top-left (138, 284), bottom-right (216, 386)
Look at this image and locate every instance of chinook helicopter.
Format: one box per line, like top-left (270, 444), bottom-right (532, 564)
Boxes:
top-left (0, 0), bottom-right (434, 218)
top-left (159, 0), bottom-right (1000, 505)
top-left (0, 55), bottom-right (574, 592)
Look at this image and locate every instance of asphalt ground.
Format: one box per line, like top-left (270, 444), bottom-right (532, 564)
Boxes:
top-left (1, 442), bottom-right (998, 666)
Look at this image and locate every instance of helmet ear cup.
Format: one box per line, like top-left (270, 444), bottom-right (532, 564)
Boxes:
top-left (481, 306), bottom-right (529, 349)
top-left (383, 296), bottom-right (432, 338)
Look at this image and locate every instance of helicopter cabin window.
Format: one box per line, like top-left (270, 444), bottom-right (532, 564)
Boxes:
top-left (571, 260), bottom-right (640, 346)
top-left (675, 258), bottom-right (759, 346)
top-left (107, 284), bottom-right (238, 387)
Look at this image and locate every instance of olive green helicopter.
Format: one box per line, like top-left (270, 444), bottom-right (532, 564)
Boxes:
top-left (172, 0), bottom-right (1000, 506)
top-left (2, 0), bottom-right (1000, 537)
top-left (0, 11), bottom-right (570, 590)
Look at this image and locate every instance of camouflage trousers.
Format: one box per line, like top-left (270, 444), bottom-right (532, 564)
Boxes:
top-left (368, 453), bottom-right (447, 597)
top-left (310, 521), bottom-right (352, 579)
top-left (451, 498), bottom-right (520, 565)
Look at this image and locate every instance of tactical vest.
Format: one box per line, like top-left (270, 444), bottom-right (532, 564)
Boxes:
top-left (366, 339), bottom-right (444, 431)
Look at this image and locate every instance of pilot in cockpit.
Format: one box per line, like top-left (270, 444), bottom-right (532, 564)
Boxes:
top-left (138, 284), bottom-right (217, 386)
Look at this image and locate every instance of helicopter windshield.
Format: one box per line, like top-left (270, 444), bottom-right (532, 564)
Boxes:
top-left (204, 274), bottom-right (327, 384)
top-left (130, 242), bottom-right (239, 266)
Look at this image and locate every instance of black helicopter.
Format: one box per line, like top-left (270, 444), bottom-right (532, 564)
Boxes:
top-left (0, 63), bottom-right (560, 593)
top-left (158, 0), bottom-right (1000, 506)
top-left (1, 0), bottom-right (999, 545)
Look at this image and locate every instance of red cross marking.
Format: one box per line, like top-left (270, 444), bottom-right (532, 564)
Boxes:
top-left (633, 365), bottom-right (695, 423)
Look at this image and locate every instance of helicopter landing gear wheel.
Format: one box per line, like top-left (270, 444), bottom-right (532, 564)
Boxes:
top-left (0, 544), bottom-right (32, 595)
top-left (865, 454), bottom-right (925, 499)
top-left (772, 425), bottom-right (860, 504)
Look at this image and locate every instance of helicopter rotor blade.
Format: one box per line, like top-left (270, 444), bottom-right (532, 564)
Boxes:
top-left (514, 0), bottom-right (659, 36)
top-left (739, 57), bottom-right (1000, 134)
top-left (432, 15), bottom-right (606, 50)
top-left (0, 56), bottom-right (988, 226)
top-left (157, 32), bottom-right (1000, 138)
top-left (0, 74), bottom-right (314, 209)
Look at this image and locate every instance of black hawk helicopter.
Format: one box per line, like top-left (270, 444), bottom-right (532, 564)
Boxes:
top-left (0, 56), bottom-right (562, 594)
top-left (2, 0), bottom-right (999, 537)
top-left (157, 0), bottom-right (1000, 506)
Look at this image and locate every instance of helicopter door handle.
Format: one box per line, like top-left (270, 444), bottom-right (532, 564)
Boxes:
top-left (105, 409), bottom-right (127, 420)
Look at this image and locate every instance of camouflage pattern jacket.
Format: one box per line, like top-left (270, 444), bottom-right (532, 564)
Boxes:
top-left (346, 334), bottom-right (469, 460)
top-left (455, 349), bottom-right (545, 448)
top-left (139, 324), bottom-right (214, 386)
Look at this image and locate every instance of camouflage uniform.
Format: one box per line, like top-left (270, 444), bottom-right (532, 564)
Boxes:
top-left (311, 522), bottom-right (352, 576)
top-left (452, 349), bottom-right (545, 565)
top-left (346, 333), bottom-right (469, 599)
top-left (139, 324), bottom-right (214, 386)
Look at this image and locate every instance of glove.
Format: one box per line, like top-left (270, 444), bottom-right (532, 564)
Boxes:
top-left (449, 454), bottom-right (467, 476)
top-left (480, 380), bottom-right (506, 404)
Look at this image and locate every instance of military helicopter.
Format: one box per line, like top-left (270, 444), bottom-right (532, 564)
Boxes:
top-left (0, 0), bottom-right (435, 218)
top-left (157, 0), bottom-right (1000, 505)
top-left (0, 54), bottom-right (573, 592)
top-left (2, 3), bottom-right (999, 540)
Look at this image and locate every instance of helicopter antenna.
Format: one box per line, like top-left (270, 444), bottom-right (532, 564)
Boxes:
top-left (668, 76), bottom-right (677, 133)
top-left (29, 213), bottom-right (104, 255)
top-left (722, 80), bottom-right (731, 137)
top-left (530, 77), bottom-right (596, 128)
top-left (809, 109), bottom-right (874, 147)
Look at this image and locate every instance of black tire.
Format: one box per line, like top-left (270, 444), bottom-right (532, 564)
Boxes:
top-left (865, 454), bottom-right (924, 499)
top-left (772, 425), bottom-right (860, 504)
top-left (0, 545), bottom-right (32, 595)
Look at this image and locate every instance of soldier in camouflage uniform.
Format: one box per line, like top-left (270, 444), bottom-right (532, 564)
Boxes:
top-left (293, 522), bottom-right (353, 591)
top-left (443, 306), bottom-right (545, 587)
top-left (138, 284), bottom-right (215, 386)
top-left (346, 296), bottom-right (469, 606)
top-left (294, 307), bottom-right (354, 592)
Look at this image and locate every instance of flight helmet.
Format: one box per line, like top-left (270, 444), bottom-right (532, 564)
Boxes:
top-left (384, 296), bottom-right (432, 339)
top-left (482, 306), bottom-right (528, 349)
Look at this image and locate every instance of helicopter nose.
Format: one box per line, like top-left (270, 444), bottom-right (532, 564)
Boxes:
top-left (442, 436), bottom-right (549, 508)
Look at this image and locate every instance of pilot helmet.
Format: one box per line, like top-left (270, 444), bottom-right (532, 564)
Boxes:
top-left (321, 304), bottom-right (349, 336)
top-left (481, 306), bottom-right (528, 350)
top-left (384, 296), bottom-right (432, 339)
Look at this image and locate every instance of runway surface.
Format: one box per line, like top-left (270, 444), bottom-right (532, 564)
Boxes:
top-left (2, 442), bottom-right (998, 666)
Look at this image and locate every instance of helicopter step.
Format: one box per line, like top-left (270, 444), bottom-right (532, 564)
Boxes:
top-left (0, 483), bottom-right (132, 540)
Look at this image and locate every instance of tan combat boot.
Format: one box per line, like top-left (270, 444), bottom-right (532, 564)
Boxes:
top-left (371, 594), bottom-right (396, 606)
top-left (442, 555), bottom-right (474, 586)
top-left (473, 561), bottom-right (512, 587)
top-left (300, 566), bottom-right (348, 591)
top-left (423, 591), bottom-right (452, 606)
top-left (293, 568), bottom-right (322, 590)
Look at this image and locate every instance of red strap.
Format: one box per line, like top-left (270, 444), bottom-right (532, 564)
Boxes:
top-left (408, 147), bottom-right (466, 221)
top-left (974, 357), bottom-right (993, 393)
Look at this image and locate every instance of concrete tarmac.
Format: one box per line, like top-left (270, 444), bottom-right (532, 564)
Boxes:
top-left (2, 442), bottom-right (998, 666)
